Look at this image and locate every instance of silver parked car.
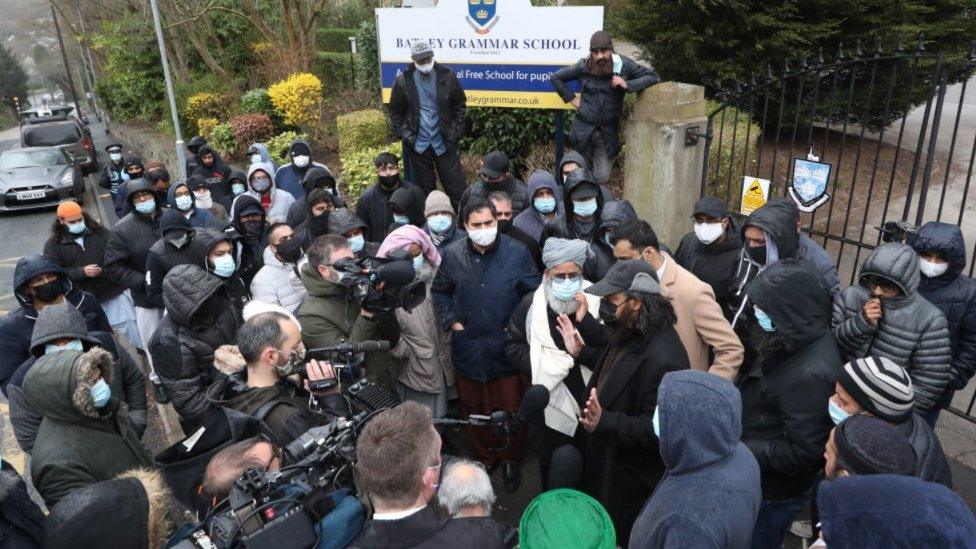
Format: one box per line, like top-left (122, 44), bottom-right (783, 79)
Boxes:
top-left (0, 147), bottom-right (84, 211)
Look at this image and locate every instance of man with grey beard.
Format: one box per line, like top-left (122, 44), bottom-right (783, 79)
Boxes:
top-left (505, 238), bottom-right (610, 489)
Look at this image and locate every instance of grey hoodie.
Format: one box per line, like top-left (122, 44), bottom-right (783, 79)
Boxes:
top-left (513, 170), bottom-right (563, 243)
top-left (832, 243), bottom-right (952, 410)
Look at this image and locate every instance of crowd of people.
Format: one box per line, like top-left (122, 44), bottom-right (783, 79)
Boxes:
top-left (1, 31), bottom-right (976, 549)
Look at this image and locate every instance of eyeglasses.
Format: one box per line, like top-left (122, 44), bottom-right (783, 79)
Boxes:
top-left (550, 272), bottom-right (582, 282)
top-left (863, 275), bottom-right (899, 293)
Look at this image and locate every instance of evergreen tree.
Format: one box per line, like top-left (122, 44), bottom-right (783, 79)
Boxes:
top-left (0, 42), bottom-right (29, 116)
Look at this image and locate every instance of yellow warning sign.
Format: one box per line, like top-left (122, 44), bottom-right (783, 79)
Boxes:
top-left (741, 176), bottom-right (770, 215)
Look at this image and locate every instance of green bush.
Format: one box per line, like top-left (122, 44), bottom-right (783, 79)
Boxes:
top-left (336, 109), bottom-right (388, 158)
top-left (461, 107), bottom-right (574, 177)
top-left (318, 27), bottom-right (358, 52)
top-left (315, 51), bottom-right (360, 91)
top-left (265, 131), bottom-right (307, 165)
top-left (90, 16), bottom-right (164, 120)
top-left (96, 72), bottom-right (163, 120)
top-left (340, 141), bottom-right (403, 205)
top-left (239, 88), bottom-right (284, 130)
top-left (703, 101), bottom-right (761, 203)
top-left (173, 73), bottom-right (226, 137)
top-left (209, 122), bottom-right (236, 157)
top-left (355, 20), bottom-right (379, 94)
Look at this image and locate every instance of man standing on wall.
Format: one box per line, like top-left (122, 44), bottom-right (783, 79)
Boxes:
top-left (388, 40), bottom-right (468, 208)
top-left (551, 31), bottom-right (660, 186)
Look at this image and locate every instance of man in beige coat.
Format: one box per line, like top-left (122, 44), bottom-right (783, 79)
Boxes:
top-left (614, 220), bottom-right (743, 381)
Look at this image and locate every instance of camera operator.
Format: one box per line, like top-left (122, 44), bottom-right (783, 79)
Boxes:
top-left (297, 234), bottom-right (401, 393)
top-left (351, 402), bottom-right (515, 549)
top-left (207, 311), bottom-right (349, 445)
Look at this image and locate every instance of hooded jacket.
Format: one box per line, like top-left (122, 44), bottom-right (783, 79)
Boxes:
top-left (286, 165), bottom-right (344, 228)
top-left (897, 412), bottom-right (952, 487)
top-left (296, 263), bottom-right (402, 392)
top-left (8, 304), bottom-right (146, 454)
top-left (250, 246), bottom-right (307, 314)
top-left (229, 194), bottom-right (267, 287)
top-left (328, 208), bottom-right (380, 259)
top-left (629, 371), bottom-right (761, 549)
top-left (0, 256), bottom-right (110, 390)
top-left (273, 140), bottom-right (328, 200)
top-left (513, 170), bottom-right (564, 244)
top-left (113, 156), bottom-right (145, 218)
top-left (674, 219), bottom-right (743, 318)
top-left (25, 347), bottom-right (151, 507)
top-left (740, 259), bottom-right (841, 501)
top-left (389, 63), bottom-right (466, 152)
top-left (144, 209), bottom-right (196, 309)
top-left (221, 168), bottom-right (248, 211)
top-left (43, 217), bottom-right (121, 303)
top-left (557, 151), bottom-right (612, 201)
top-left (911, 222), bottom-right (976, 394)
top-left (248, 143), bottom-right (277, 171)
top-left (44, 468), bottom-right (174, 549)
top-left (458, 174), bottom-right (531, 218)
top-left (818, 474), bottom-right (976, 548)
top-left (551, 56), bottom-right (659, 159)
top-left (148, 264), bottom-right (241, 430)
top-left (185, 135), bottom-right (206, 177)
top-left (0, 462), bottom-right (45, 549)
top-left (246, 161), bottom-right (295, 223)
top-left (541, 171), bottom-right (608, 247)
top-left (293, 192), bottom-right (336, 250)
top-left (190, 144), bottom-right (232, 204)
top-left (104, 177), bottom-right (163, 308)
top-left (388, 184), bottom-right (427, 230)
top-left (166, 181), bottom-right (214, 228)
top-left (588, 199), bottom-right (639, 281)
top-left (832, 243), bottom-right (952, 411)
top-left (432, 235), bottom-right (541, 381)
top-left (355, 177), bottom-right (425, 243)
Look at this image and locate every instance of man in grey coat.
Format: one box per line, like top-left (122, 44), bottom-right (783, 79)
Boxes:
top-left (551, 31), bottom-right (659, 185)
top-left (832, 243), bottom-right (951, 411)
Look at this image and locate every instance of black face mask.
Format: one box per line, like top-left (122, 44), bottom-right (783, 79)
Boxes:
top-left (497, 219), bottom-right (513, 233)
top-left (378, 174), bottom-right (400, 189)
top-left (308, 211), bottom-right (331, 236)
top-left (242, 219), bottom-right (263, 237)
top-left (33, 280), bottom-right (62, 303)
top-left (128, 170), bottom-right (143, 180)
top-left (747, 245), bottom-right (767, 265)
top-left (598, 299), bottom-right (621, 327)
top-left (276, 238), bottom-right (304, 264)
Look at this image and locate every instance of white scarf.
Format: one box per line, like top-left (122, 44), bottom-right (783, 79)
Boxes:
top-left (528, 281), bottom-right (601, 436)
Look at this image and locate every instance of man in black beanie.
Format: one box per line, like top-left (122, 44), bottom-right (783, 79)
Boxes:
top-left (828, 356), bottom-right (952, 486)
top-left (824, 415), bottom-right (916, 479)
top-left (551, 31), bottom-right (659, 186)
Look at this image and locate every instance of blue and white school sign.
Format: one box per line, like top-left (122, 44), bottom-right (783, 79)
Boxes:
top-left (376, 0), bottom-right (604, 109)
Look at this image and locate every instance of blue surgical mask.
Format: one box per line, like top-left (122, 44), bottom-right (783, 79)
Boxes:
top-left (212, 254), bottom-right (236, 277)
top-left (573, 199), bottom-right (597, 217)
top-left (67, 220), bottom-right (86, 235)
top-left (45, 339), bottom-right (84, 355)
top-left (427, 214), bottom-right (452, 234)
top-left (393, 213), bottom-right (410, 225)
top-left (232, 183), bottom-right (246, 195)
top-left (110, 152), bottom-right (123, 163)
top-left (134, 199), bottom-right (156, 215)
top-left (413, 255), bottom-right (424, 273)
top-left (550, 276), bottom-right (581, 301)
top-left (754, 306), bottom-right (775, 332)
top-left (175, 194), bottom-right (193, 211)
top-left (534, 196), bottom-right (556, 214)
top-left (653, 406), bottom-right (661, 438)
top-left (91, 378), bottom-right (111, 409)
top-left (828, 398), bottom-right (850, 426)
top-left (348, 234), bottom-right (365, 253)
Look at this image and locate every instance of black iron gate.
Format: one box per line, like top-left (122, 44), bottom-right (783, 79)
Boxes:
top-left (700, 37), bottom-right (976, 419)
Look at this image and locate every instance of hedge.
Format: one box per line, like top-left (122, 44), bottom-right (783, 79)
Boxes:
top-left (315, 51), bottom-right (360, 91)
top-left (336, 109), bottom-right (388, 158)
top-left (318, 27), bottom-right (358, 53)
top-left (341, 141), bottom-right (403, 205)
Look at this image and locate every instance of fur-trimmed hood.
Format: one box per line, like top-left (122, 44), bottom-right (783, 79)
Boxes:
top-left (23, 347), bottom-right (114, 422)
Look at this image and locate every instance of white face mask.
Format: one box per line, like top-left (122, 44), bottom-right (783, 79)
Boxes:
top-left (469, 226), bottom-right (497, 247)
top-left (250, 153), bottom-right (262, 164)
top-left (919, 258), bottom-right (949, 278)
top-left (292, 155), bottom-right (310, 168)
top-left (194, 190), bottom-right (213, 210)
top-left (694, 222), bottom-right (724, 245)
top-left (415, 61), bottom-right (434, 74)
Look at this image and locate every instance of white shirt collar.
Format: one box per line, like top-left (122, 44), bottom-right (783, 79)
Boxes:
top-left (372, 505), bottom-right (426, 521)
top-left (656, 254), bottom-right (668, 283)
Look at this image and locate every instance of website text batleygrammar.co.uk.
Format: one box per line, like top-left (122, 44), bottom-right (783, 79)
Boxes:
top-left (468, 96), bottom-right (541, 106)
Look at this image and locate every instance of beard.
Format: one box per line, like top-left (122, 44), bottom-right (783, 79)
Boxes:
top-left (586, 54), bottom-right (613, 77)
top-left (544, 279), bottom-right (581, 317)
top-left (610, 308), bottom-right (641, 344)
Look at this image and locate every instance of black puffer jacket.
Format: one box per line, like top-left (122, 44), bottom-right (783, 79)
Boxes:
top-left (911, 222), bottom-right (976, 393)
top-left (43, 220), bottom-right (121, 302)
top-left (286, 166), bottom-right (344, 229)
top-left (229, 194), bottom-right (267, 287)
top-left (897, 412), bottom-right (952, 487)
top-left (588, 200), bottom-right (639, 281)
top-left (149, 264), bottom-right (241, 430)
top-left (388, 184), bottom-right (426, 230)
top-left (739, 259), bottom-right (841, 501)
top-left (832, 243), bottom-right (952, 411)
top-left (104, 178), bottom-right (162, 308)
top-left (144, 209), bottom-right (196, 309)
top-left (674, 219), bottom-right (743, 318)
top-left (191, 144), bottom-right (232, 205)
top-left (388, 63), bottom-right (466, 152)
top-left (540, 171), bottom-right (607, 247)
top-left (551, 56), bottom-right (659, 158)
top-left (458, 175), bottom-right (531, 218)
top-left (355, 178), bottom-right (424, 243)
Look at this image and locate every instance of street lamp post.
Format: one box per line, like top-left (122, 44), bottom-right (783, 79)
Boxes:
top-left (349, 36), bottom-right (357, 89)
top-left (50, 4), bottom-right (83, 116)
top-left (148, 0), bottom-right (187, 181)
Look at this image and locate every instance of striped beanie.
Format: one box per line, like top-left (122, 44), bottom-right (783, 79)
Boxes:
top-left (837, 357), bottom-right (914, 423)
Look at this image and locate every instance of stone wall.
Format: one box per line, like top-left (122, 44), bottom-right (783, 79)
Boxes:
top-left (109, 121), bottom-right (180, 171)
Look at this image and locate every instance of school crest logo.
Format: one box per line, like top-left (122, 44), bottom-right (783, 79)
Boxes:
top-left (788, 158), bottom-right (832, 213)
top-left (466, 0), bottom-right (500, 35)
